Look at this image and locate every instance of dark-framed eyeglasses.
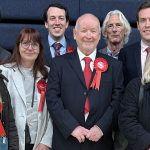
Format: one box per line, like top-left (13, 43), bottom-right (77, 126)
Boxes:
top-left (20, 41), bottom-right (39, 50)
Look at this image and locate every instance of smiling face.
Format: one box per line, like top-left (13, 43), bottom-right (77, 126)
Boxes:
top-left (105, 14), bottom-right (126, 45)
top-left (45, 7), bottom-right (69, 41)
top-left (19, 36), bottom-right (40, 66)
top-left (137, 8), bottom-right (150, 45)
top-left (73, 14), bottom-right (101, 56)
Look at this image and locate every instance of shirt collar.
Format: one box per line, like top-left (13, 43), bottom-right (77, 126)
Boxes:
top-left (48, 35), bottom-right (66, 48)
top-left (77, 48), bottom-right (97, 62)
top-left (141, 40), bottom-right (150, 52)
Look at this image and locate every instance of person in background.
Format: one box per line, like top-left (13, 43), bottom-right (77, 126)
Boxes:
top-left (118, 1), bottom-right (150, 86)
top-left (46, 13), bottom-right (123, 150)
top-left (43, 3), bottom-right (75, 66)
top-left (0, 28), bottom-right (53, 150)
top-left (0, 71), bottom-right (19, 150)
top-left (0, 11), bottom-right (11, 63)
top-left (100, 9), bottom-right (131, 150)
top-left (119, 48), bottom-right (150, 150)
top-left (100, 10), bottom-right (131, 59)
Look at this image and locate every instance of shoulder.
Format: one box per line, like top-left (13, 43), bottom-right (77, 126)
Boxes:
top-left (0, 47), bottom-right (11, 60)
top-left (120, 42), bottom-right (140, 54)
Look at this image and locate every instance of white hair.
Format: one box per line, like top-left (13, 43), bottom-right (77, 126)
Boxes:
top-left (102, 10), bottom-right (131, 44)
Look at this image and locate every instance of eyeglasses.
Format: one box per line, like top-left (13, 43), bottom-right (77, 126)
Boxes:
top-left (20, 41), bottom-right (39, 50)
top-left (107, 23), bottom-right (123, 30)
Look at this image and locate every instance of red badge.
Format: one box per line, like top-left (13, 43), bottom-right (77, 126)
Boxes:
top-left (90, 58), bottom-right (108, 90)
top-left (37, 79), bottom-right (47, 112)
top-left (67, 46), bottom-right (74, 53)
top-left (0, 97), bottom-right (6, 137)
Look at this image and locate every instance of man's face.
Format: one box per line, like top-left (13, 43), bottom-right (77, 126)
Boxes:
top-left (73, 15), bottom-right (101, 56)
top-left (45, 7), bottom-right (69, 41)
top-left (137, 8), bottom-right (150, 45)
top-left (105, 15), bottom-right (126, 45)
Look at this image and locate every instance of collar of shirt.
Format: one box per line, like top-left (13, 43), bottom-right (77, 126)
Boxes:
top-left (106, 47), bottom-right (119, 59)
top-left (48, 35), bottom-right (67, 57)
top-left (77, 48), bottom-right (96, 71)
top-left (141, 40), bottom-right (149, 53)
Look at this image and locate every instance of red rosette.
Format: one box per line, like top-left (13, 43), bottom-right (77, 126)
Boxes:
top-left (67, 46), bottom-right (74, 53)
top-left (37, 79), bottom-right (47, 112)
top-left (90, 58), bottom-right (108, 90)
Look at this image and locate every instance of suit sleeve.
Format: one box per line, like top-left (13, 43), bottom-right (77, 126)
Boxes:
top-left (96, 61), bottom-right (124, 135)
top-left (119, 79), bottom-right (150, 150)
top-left (46, 60), bottom-right (79, 139)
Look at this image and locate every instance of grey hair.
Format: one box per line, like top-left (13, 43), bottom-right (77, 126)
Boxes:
top-left (102, 10), bottom-right (131, 44)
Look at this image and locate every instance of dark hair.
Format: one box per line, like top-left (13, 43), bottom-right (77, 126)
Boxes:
top-left (43, 3), bottom-right (70, 22)
top-left (136, 0), bottom-right (150, 21)
top-left (6, 28), bottom-right (48, 79)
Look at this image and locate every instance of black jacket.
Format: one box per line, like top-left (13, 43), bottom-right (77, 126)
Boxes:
top-left (0, 72), bottom-right (19, 150)
top-left (119, 78), bottom-right (150, 150)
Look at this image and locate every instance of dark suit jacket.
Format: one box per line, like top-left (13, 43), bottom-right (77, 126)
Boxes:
top-left (43, 35), bottom-right (76, 67)
top-left (118, 42), bottom-right (141, 86)
top-left (46, 50), bottom-right (124, 150)
top-left (119, 78), bottom-right (150, 150)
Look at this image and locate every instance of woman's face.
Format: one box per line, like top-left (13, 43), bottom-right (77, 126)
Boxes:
top-left (19, 36), bottom-right (40, 67)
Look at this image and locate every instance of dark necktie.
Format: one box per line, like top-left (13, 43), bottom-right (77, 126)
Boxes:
top-left (52, 42), bottom-right (62, 56)
top-left (146, 47), bottom-right (150, 58)
top-left (83, 57), bottom-right (92, 113)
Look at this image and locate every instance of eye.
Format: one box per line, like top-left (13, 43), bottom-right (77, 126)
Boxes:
top-left (59, 17), bottom-right (65, 21)
top-left (49, 16), bottom-right (56, 21)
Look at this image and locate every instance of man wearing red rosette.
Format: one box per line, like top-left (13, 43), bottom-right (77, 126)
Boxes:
top-left (46, 13), bottom-right (124, 150)
top-left (43, 3), bottom-right (75, 67)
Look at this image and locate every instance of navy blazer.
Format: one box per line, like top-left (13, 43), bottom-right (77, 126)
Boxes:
top-left (46, 50), bottom-right (124, 150)
top-left (118, 42), bottom-right (141, 86)
top-left (43, 35), bottom-right (76, 67)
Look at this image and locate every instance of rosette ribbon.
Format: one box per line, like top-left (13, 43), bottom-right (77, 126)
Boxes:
top-left (90, 58), bottom-right (108, 90)
top-left (37, 79), bottom-right (47, 112)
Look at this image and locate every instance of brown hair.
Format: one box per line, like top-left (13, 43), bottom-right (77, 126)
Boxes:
top-left (136, 1), bottom-right (150, 21)
top-left (5, 28), bottom-right (48, 79)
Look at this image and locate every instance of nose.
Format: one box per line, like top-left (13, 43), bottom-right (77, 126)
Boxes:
top-left (145, 19), bottom-right (150, 27)
top-left (55, 18), bottom-right (60, 24)
top-left (28, 44), bottom-right (33, 50)
top-left (112, 25), bottom-right (118, 32)
top-left (86, 31), bottom-right (92, 38)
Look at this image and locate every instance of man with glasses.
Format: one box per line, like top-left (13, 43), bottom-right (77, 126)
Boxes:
top-left (100, 10), bottom-right (131, 59)
top-left (100, 10), bottom-right (131, 150)
top-left (43, 3), bottom-right (75, 67)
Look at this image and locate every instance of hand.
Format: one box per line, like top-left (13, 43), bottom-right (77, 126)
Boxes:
top-left (86, 125), bottom-right (103, 142)
top-left (71, 126), bottom-right (89, 143)
top-left (34, 143), bottom-right (50, 150)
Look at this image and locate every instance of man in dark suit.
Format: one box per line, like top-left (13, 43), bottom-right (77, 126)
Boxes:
top-left (43, 3), bottom-right (75, 67)
top-left (46, 13), bottom-right (124, 150)
top-left (118, 1), bottom-right (150, 86)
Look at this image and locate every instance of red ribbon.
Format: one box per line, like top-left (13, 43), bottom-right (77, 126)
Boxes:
top-left (90, 58), bottom-right (108, 90)
top-left (37, 79), bottom-right (47, 112)
top-left (0, 120), bottom-right (6, 137)
top-left (0, 99), bottom-right (6, 137)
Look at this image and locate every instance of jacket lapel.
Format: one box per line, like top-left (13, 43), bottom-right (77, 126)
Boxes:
top-left (68, 51), bottom-right (86, 88)
top-left (135, 43), bottom-right (142, 77)
top-left (12, 68), bottom-right (26, 106)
